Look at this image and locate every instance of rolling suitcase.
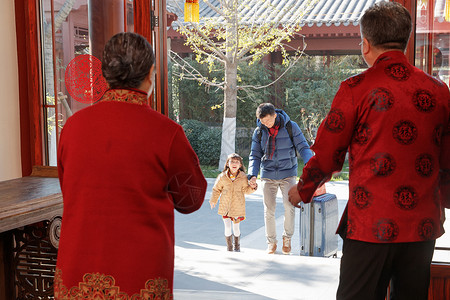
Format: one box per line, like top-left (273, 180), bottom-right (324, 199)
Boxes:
top-left (300, 193), bottom-right (338, 257)
top-left (300, 201), bottom-right (313, 256)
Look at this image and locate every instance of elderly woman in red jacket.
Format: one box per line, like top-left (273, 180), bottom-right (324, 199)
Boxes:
top-left (55, 32), bottom-right (206, 299)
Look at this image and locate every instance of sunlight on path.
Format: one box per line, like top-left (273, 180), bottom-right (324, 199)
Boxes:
top-left (174, 179), bottom-right (450, 299)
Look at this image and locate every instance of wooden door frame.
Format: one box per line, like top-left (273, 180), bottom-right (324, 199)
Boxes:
top-left (392, 0), bottom-right (416, 64)
top-left (15, 0), bottom-right (43, 177)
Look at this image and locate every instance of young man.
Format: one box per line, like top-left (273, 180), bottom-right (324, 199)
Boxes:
top-left (289, 2), bottom-right (450, 299)
top-left (248, 103), bottom-right (313, 254)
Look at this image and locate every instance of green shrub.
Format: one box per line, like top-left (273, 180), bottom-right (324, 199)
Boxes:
top-left (197, 127), bottom-right (221, 166)
top-left (181, 119), bottom-right (221, 166)
top-left (181, 119), bottom-right (205, 149)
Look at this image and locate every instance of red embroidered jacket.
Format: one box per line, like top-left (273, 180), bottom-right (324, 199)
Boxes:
top-left (297, 51), bottom-right (450, 243)
top-left (56, 90), bottom-right (207, 298)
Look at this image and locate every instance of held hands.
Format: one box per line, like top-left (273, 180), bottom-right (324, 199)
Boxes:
top-left (249, 176), bottom-right (258, 189)
top-left (249, 179), bottom-right (258, 190)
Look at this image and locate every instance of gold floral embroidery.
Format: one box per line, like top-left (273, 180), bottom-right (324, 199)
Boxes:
top-left (54, 268), bottom-right (173, 300)
top-left (100, 89), bottom-right (148, 105)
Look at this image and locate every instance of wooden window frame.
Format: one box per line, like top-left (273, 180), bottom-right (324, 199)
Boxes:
top-left (15, 0), bottom-right (169, 175)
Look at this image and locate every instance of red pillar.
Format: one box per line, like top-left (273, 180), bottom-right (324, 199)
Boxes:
top-left (88, 0), bottom-right (125, 61)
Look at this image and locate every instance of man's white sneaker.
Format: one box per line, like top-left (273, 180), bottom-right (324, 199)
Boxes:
top-left (267, 243), bottom-right (277, 254)
top-left (282, 237), bottom-right (291, 254)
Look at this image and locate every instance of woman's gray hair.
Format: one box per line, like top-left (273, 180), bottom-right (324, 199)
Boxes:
top-left (102, 32), bottom-right (155, 89)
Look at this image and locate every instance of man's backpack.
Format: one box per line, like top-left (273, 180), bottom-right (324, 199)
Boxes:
top-left (256, 120), bottom-right (297, 156)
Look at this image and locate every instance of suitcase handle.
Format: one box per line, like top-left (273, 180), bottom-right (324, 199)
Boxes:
top-left (293, 202), bottom-right (302, 209)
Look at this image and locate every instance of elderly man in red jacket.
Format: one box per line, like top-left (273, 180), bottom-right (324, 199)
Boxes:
top-left (289, 2), bottom-right (450, 300)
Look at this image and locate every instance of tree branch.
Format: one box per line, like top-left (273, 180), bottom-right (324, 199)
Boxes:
top-left (177, 22), bottom-right (228, 62)
top-left (202, 0), bottom-right (225, 17)
top-left (238, 36), bottom-right (307, 90)
top-left (170, 50), bottom-right (225, 89)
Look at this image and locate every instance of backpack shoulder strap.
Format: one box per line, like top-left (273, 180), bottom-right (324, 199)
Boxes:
top-left (286, 121), bottom-right (297, 156)
top-left (286, 121), bottom-right (293, 142)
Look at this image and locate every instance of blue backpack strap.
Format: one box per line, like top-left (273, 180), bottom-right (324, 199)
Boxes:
top-left (257, 121), bottom-right (296, 156)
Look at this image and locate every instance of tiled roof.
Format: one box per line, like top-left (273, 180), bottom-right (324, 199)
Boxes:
top-left (168, 0), bottom-right (384, 27)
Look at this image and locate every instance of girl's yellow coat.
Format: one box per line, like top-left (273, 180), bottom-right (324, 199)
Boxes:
top-left (210, 171), bottom-right (256, 219)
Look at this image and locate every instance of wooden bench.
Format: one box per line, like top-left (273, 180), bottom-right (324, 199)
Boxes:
top-left (0, 167), bottom-right (62, 300)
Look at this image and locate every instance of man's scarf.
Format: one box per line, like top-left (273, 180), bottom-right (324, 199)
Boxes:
top-left (267, 116), bottom-right (281, 159)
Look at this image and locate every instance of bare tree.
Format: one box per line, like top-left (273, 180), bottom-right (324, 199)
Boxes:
top-left (170, 0), bottom-right (318, 168)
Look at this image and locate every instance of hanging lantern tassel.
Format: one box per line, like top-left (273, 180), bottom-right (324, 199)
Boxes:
top-left (185, 0), bottom-right (199, 23)
top-left (446, 0), bottom-right (450, 22)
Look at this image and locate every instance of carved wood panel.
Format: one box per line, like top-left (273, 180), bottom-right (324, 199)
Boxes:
top-left (12, 220), bottom-right (60, 299)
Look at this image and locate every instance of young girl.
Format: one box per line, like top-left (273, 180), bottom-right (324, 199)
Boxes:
top-left (209, 153), bottom-right (257, 252)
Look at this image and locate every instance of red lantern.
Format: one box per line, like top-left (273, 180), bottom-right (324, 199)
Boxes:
top-left (185, 0), bottom-right (199, 22)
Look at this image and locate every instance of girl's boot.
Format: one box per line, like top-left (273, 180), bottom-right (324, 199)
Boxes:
top-left (225, 235), bottom-right (233, 251)
top-left (234, 235), bottom-right (240, 252)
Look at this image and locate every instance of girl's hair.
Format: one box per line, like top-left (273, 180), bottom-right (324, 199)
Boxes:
top-left (223, 153), bottom-right (246, 173)
top-left (102, 32), bottom-right (155, 89)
